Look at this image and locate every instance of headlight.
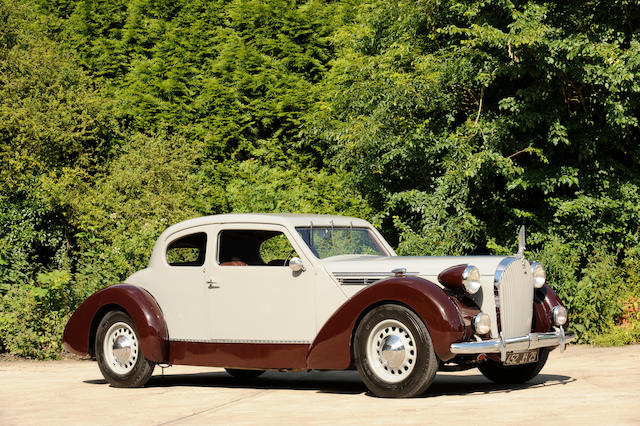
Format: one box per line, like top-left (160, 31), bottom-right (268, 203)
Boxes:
top-left (531, 262), bottom-right (546, 288)
top-left (473, 313), bottom-right (491, 335)
top-left (551, 306), bottom-right (568, 326)
top-left (462, 265), bottom-right (481, 294)
top-left (438, 264), bottom-right (481, 294)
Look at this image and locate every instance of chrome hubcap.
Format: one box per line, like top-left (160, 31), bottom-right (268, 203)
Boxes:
top-left (366, 319), bottom-right (417, 383)
top-left (380, 334), bottom-right (405, 369)
top-left (112, 335), bottom-right (132, 364)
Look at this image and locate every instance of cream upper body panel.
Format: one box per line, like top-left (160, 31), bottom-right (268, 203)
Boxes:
top-left (322, 254), bottom-right (507, 278)
top-left (126, 214), bottom-right (384, 342)
top-left (125, 213), bottom-right (509, 341)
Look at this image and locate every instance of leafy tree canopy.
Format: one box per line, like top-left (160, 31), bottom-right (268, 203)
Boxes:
top-left (2, 0), bottom-right (640, 356)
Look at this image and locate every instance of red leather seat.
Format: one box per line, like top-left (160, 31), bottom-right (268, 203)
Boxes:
top-left (220, 261), bottom-right (248, 266)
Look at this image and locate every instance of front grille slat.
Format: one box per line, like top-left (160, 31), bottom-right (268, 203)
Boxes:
top-left (495, 258), bottom-right (534, 338)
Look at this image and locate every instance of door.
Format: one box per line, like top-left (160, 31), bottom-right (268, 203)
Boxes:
top-left (151, 228), bottom-right (212, 340)
top-left (206, 224), bottom-right (315, 343)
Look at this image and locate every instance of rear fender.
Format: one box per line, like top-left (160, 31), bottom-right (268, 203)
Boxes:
top-left (62, 284), bottom-right (169, 363)
top-left (306, 276), bottom-right (465, 369)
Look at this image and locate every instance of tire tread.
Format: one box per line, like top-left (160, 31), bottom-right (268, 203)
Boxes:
top-left (354, 304), bottom-right (438, 398)
top-left (95, 311), bottom-right (155, 388)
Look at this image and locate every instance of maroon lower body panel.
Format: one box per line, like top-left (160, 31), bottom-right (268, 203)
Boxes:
top-left (169, 341), bottom-right (310, 369)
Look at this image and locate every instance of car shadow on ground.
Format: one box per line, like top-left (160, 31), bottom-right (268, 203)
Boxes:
top-left (425, 372), bottom-right (576, 398)
top-left (83, 369), bottom-right (575, 397)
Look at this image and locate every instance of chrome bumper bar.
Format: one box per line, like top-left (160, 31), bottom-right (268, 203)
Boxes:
top-left (450, 327), bottom-right (575, 361)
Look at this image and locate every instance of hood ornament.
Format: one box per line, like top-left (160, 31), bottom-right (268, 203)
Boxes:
top-left (517, 225), bottom-right (525, 256)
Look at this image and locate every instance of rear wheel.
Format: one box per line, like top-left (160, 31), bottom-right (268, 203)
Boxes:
top-left (225, 368), bottom-right (265, 379)
top-left (478, 349), bottom-right (549, 384)
top-left (354, 304), bottom-right (438, 398)
top-left (95, 311), bottom-right (155, 387)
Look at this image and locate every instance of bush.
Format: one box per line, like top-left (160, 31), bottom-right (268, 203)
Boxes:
top-left (535, 240), bottom-right (640, 344)
top-left (0, 270), bottom-right (78, 359)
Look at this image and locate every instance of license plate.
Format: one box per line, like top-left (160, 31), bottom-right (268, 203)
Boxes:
top-left (504, 350), bottom-right (539, 366)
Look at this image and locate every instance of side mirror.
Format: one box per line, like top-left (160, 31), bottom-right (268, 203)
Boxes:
top-left (289, 257), bottom-right (305, 272)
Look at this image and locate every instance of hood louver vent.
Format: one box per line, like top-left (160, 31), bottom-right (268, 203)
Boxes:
top-left (336, 277), bottom-right (382, 286)
top-left (332, 272), bottom-right (417, 286)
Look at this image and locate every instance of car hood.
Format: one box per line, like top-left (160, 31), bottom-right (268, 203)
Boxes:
top-left (321, 255), bottom-right (509, 279)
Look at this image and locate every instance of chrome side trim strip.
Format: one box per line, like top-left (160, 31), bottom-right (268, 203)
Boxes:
top-left (450, 329), bottom-right (575, 355)
top-left (170, 339), bottom-right (312, 344)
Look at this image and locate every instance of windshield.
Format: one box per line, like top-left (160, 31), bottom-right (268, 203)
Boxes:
top-left (296, 226), bottom-right (388, 259)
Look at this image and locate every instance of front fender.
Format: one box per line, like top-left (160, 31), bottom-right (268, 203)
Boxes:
top-left (533, 283), bottom-right (569, 332)
top-left (306, 276), bottom-right (465, 369)
top-left (62, 284), bottom-right (169, 363)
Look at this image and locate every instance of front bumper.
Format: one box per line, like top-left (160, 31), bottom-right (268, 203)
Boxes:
top-left (450, 327), bottom-right (575, 361)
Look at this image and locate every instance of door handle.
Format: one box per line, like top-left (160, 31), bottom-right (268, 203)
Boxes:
top-left (206, 280), bottom-right (219, 289)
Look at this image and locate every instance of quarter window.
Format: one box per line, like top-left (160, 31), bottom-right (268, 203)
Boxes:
top-left (166, 232), bottom-right (207, 266)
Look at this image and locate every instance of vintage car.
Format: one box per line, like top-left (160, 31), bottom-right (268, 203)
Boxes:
top-left (63, 213), bottom-right (574, 397)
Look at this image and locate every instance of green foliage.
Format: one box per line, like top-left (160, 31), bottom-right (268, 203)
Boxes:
top-left (224, 160), bottom-right (372, 218)
top-left (0, 0), bottom-right (117, 291)
top-left (316, 0), bottom-right (640, 258)
top-left (0, 0), bottom-right (117, 196)
top-left (592, 321), bottom-right (640, 347)
top-left (0, 270), bottom-right (77, 359)
top-left (535, 241), bottom-right (640, 344)
top-left (2, 0), bottom-right (640, 357)
top-left (536, 243), bottom-right (621, 342)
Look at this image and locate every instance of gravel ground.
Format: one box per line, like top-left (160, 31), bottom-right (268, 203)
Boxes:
top-left (1, 344), bottom-right (639, 425)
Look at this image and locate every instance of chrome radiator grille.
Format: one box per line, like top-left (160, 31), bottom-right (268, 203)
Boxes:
top-left (495, 257), bottom-right (534, 338)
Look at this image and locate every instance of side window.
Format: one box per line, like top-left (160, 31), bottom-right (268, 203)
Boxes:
top-left (218, 230), bottom-right (297, 266)
top-left (166, 232), bottom-right (207, 266)
top-left (260, 233), bottom-right (298, 266)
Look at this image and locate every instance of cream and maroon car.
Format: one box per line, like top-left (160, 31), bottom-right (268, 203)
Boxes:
top-left (63, 213), bottom-right (574, 397)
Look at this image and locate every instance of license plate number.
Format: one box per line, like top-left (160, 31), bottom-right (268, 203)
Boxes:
top-left (504, 350), bottom-right (538, 366)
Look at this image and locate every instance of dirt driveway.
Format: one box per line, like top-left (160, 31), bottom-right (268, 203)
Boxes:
top-left (1, 344), bottom-right (639, 425)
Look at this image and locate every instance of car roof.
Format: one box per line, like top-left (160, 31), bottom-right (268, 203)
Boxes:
top-left (162, 213), bottom-right (373, 237)
top-left (148, 213), bottom-right (393, 267)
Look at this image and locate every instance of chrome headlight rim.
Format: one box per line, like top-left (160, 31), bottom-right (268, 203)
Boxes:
top-left (531, 261), bottom-right (546, 289)
top-left (551, 305), bottom-right (568, 326)
top-left (473, 312), bottom-right (491, 335)
top-left (462, 265), bottom-right (481, 294)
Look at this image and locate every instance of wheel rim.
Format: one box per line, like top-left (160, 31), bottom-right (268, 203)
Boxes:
top-left (366, 319), bottom-right (417, 383)
top-left (103, 321), bottom-right (138, 375)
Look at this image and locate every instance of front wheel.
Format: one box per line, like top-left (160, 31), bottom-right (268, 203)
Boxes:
top-left (354, 304), bottom-right (438, 398)
top-left (478, 348), bottom-right (549, 384)
top-left (95, 311), bottom-right (155, 387)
